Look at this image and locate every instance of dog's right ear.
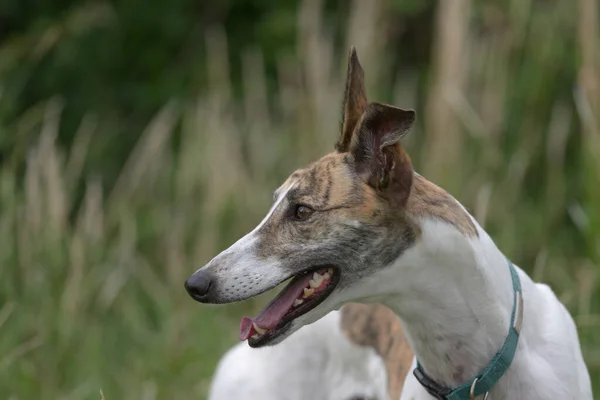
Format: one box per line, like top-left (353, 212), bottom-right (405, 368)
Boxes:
top-left (336, 46), bottom-right (368, 153)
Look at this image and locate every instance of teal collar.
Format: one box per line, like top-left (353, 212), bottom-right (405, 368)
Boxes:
top-left (413, 259), bottom-right (524, 400)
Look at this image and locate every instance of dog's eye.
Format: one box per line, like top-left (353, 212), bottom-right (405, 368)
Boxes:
top-left (294, 205), bottom-right (314, 220)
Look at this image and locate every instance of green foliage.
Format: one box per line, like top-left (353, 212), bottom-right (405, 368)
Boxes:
top-left (0, 0), bottom-right (599, 399)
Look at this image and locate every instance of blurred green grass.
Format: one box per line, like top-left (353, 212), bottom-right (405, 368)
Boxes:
top-left (1, 0), bottom-right (599, 399)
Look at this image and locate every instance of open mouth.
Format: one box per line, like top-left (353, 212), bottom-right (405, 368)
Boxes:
top-left (239, 266), bottom-right (340, 347)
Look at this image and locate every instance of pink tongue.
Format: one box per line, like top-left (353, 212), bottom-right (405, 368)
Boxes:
top-left (239, 273), bottom-right (314, 341)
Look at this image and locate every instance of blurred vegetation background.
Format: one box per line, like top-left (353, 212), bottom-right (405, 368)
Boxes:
top-left (0, 0), bottom-right (599, 398)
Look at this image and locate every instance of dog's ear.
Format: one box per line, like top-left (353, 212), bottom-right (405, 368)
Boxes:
top-left (350, 103), bottom-right (416, 205)
top-left (336, 46), bottom-right (368, 153)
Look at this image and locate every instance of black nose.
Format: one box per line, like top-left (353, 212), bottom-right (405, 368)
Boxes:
top-left (185, 270), bottom-right (213, 301)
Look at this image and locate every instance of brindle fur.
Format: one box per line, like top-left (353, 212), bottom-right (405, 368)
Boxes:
top-left (254, 153), bottom-right (418, 292)
top-left (251, 46), bottom-right (476, 279)
top-left (341, 303), bottom-right (414, 400)
top-left (214, 47), bottom-right (477, 303)
top-left (408, 174), bottom-right (478, 237)
top-left (187, 46), bottom-right (478, 314)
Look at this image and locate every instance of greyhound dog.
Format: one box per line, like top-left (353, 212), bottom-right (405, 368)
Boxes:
top-left (209, 303), bottom-right (413, 400)
top-left (186, 47), bottom-right (592, 399)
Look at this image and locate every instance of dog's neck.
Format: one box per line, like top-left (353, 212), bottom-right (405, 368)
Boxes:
top-left (362, 176), bottom-right (518, 389)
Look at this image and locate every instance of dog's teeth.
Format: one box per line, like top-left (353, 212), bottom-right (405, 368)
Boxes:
top-left (251, 334), bottom-right (260, 340)
top-left (294, 299), bottom-right (304, 307)
top-left (328, 268), bottom-right (334, 275)
top-left (312, 273), bottom-right (324, 286)
top-left (323, 272), bottom-right (331, 280)
top-left (253, 323), bottom-right (267, 335)
top-left (303, 288), bottom-right (315, 298)
top-left (309, 279), bottom-right (319, 288)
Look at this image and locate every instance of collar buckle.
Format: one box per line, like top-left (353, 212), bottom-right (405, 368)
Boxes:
top-left (469, 378), bottom-right (489, 400)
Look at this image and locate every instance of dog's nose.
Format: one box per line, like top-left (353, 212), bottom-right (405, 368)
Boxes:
top-left (185, 270), bottom-right (213, 301)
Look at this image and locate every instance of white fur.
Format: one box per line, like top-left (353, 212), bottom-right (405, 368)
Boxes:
top-left (344, 218), bottom-right (592, 400)
top-left (194, 181), bottom-right (295, 277)
top-left (191, 182), bottom-right (297, 302)
top-left (252, 181), bottom-right (297, 233)
top-left (208, 311), bottom-right (388, 400)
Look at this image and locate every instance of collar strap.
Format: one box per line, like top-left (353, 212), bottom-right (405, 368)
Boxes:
top-left (413, 259), bottom-right (523, 400)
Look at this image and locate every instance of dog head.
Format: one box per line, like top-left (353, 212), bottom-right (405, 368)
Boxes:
top-left (185, 47), bottom-right (419, 347)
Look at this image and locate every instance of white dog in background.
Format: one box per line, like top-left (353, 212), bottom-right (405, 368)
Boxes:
top-left (209, 304), bottom-right (414, 400)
